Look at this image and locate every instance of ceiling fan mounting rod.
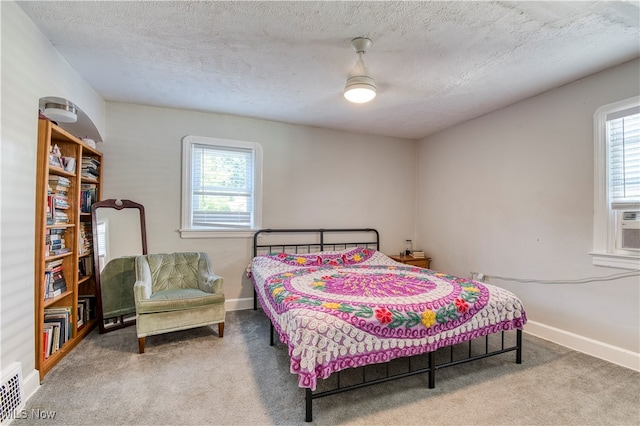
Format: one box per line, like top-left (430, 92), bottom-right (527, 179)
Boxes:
top-left (351, 37), bottom-right (372, 54)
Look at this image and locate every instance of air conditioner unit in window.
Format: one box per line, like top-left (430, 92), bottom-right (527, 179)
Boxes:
top-left (620, 211), bottom-right (640, 251)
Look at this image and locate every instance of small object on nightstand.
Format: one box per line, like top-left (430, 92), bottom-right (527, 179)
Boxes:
top-left (411, 251), bottom-right (425, 258)
top-left (405, 239), bottom-right (413, 255)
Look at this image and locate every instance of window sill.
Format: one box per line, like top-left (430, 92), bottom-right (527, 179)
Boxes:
top-left (179, 229), bottom-right (257, 239)
top-left (590, 252), bottom-right (640, 270)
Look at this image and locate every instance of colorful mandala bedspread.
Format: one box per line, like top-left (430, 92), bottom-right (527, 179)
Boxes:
top-left (251, 247), bottom-right (527, 390)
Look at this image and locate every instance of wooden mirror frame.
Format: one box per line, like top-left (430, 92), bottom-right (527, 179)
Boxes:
top-left (91, 199), bottom-right (147, 333)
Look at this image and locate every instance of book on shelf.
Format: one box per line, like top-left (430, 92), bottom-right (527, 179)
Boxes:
top-left (78, 256), bottom-right (94, 278)
top-left (42, 323), bottom-right (55, 358)
top-left (45, 258), bottom-right (64, 269)
top-left (49, 232), bottom-right (62, 240)
top-left (77, 295), bottom-right (97, 328)
top-left (49, 144), bottom-right (63, 168)
top-left (49, 247), bottom-right (71, 256)
top-left (78, 222), bottom-right (93, 255)
top-left (47, 283), bottom-right (67, 299)
top-left (45, 263), bottom-right (67, 298)
top-left (44, 307), bottom-right (71, 352)
top-left (43, 271), bottom-right (53, 299)
top-left (43, 319), bottom-right (64, 353)
top-left (44, 306), bottom-right (72, 337)
top-left (53, 195), bottom-right (70, 209)
top-left (78, 295), bottom-right (96, 323)
top-left (48, 155), bottom-right (62, 168)
top-left (81, 157), bottom-right (100, 180)
top-left (49, 186), bottom-right (70, 195)
top-left (61, 156), bottom-right (76, 173)
top-left (43, 326), bottom-right (50, 359)
top-left (81, 156), bottom-right (100, 167)
top-left (50, 283), bottom-right (67, 298)
top-left (53, 211), bottom-right (69, 224)
top-left (48, 175), bottom-right (71, 187)
top-left (46, 195), bottom-right (54, 225)
top-left (45, 229), bottom-right (67, 253)
top-left (80, 184), bottom-right (97, 213)
top-left (77, 304), bottom-right (85, 328)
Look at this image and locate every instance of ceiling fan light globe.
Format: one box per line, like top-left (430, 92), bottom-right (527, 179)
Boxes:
top-left (344, 75), bottom-right (377, 103)
top-left (344, 86), bottom-right (376, 103)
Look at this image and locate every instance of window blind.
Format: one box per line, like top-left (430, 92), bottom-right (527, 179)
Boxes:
top-left (191, 143), bottom-right (254, 228)
top-left (608, 106), bottom-right (640, 210)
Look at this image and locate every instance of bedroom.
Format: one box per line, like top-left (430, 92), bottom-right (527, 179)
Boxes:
top-left (1, 1), bottom-right (638, 424)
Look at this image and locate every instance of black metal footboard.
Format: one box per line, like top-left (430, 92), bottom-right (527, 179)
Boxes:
top-left (304, 329), bottom-right (523, 422)
top-left (250, 228), bottom-right (524, 422)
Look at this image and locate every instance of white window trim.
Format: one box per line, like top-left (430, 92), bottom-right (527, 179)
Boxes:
top-left (180, 135), bottom-right (263, 239)
top-left (591, 96), bottom-right (640, 270)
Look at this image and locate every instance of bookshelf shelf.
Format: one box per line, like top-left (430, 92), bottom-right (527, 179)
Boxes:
top-left (46, 223), bottom-right (75, 229)
top-left (43, 290), bottom-right (73, 308)
top-left (44, 251), bottom-right (74, 261)
top-left (35, 118), bottom-right (102, 381)
top-left (48, 165), bottom-right (74, 177)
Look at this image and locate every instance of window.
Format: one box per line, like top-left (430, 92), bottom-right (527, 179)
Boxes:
top-left (592, 96), bottom-right (640, 270)
top-left (181, 135), bottom-right (262, 238)
top-left (96, 219), bottom-right (108, 272)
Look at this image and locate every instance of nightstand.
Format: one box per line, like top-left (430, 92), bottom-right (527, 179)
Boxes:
top-left (389, 254), bottom-right (431, 269)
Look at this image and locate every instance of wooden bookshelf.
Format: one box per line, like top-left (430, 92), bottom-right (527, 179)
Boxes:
top-left (34, 119), bottom-right (102, 381)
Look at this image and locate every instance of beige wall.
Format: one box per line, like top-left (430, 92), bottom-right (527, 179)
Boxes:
top-left (101, 102), bottom-right (417, 306)
top-left (417, 59), bottom-right (640, 355)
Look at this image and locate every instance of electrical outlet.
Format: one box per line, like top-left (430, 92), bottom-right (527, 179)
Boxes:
top-left (477, 273), bottom-right (485, 282)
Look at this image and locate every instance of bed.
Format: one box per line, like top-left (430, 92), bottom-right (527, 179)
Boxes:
top-left (250, 228), bottom-right (527, 421)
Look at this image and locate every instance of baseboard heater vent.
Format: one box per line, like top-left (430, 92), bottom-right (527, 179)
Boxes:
top-left (1, 362), bottom-right (24, 425)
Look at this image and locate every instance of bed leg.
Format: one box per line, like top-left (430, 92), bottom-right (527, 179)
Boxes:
top-left (270, 323), bottom-right (274, 346)
top-left (516, 329), bottom-right (523, 364)
top-left (428, 351), bottom-right (435, 388)
top-left (253, 289), bottom-right (257, 310)
top-left (305, 388), bottom-right (313, 422)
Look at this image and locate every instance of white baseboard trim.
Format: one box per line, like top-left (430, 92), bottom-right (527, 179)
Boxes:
top-left (525, 320), bottom-right (639, 372)
top-left (225, 297), bottom-right (254, 312)
top-left (22, 368), bottom-right (40, 404)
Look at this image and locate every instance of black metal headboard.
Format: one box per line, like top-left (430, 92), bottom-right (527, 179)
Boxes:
top-left (253, 228), bottom-right (380, 257)
top-left (252, 228), bottom-right (380, 310)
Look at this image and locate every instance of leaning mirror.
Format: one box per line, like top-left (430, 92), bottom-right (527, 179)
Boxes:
top-left (91, 199), bottom-right (147, 333)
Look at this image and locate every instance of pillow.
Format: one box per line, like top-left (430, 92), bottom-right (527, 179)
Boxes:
top-left (264, 246), bottom-right (378, 266)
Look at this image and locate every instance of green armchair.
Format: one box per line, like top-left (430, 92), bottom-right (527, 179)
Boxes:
top-left (133, 252), bottom-right (225, 353)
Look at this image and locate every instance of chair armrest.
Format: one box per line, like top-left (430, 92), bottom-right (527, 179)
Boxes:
top-left (197, 252), bottom-right (224, 294)
top-left (199, 274), bottom-right (224, 294)
top-left (133, 255), bottom-right (153, 303)
top-left (133, 280), bottom-right (151, 303)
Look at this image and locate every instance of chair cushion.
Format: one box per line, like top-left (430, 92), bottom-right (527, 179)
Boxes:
top-left (136, 288), bottom-right (224, 314)
top-left (147, 252), bottom-right (201, 292)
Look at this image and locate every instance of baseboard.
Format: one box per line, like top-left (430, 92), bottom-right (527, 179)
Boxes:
top-left (525, 320), bottom-right (640, 372)
top-left (22, 369), bottom-right (40, 405)
top-left (225, 297), bottom-right (254, 312)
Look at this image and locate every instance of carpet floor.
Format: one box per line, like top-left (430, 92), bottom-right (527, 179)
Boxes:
top-left (14, 309), bottom-right (640, 425)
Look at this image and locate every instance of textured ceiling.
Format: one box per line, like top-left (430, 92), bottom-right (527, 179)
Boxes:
top-left (18, 1), bottom-right (640, 140)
